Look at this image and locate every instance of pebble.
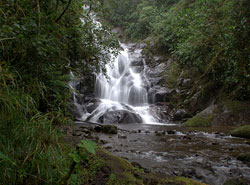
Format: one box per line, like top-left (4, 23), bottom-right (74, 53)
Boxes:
top-left (118, 134), bottom-right (127, 139)
top-left (72, 131), bottom-right (82, 136)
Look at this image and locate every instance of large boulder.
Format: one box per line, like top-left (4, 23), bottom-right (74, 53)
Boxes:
top-left (173, 109), bottom-right (192, 121)
top-left (149, 103), bottom-right (170, 121)
top-left (146, 63), bottom-right (168, 86)
top-left (148, 86), bottom-right (176, 103)
top-left (130, 59), bottom-right (144, 66)
top-left (98, 110), bottom-right (143, 124)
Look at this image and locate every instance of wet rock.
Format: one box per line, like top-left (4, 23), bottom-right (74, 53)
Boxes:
top-left (72, 131), bottom-right (82, 137)
top-left (79, 127), bottom-right (91, 134)
top-left (173, 170), bottom-right (182, 176)
top-left (130, 59), bottom-right (144, 66)
top-left (132, 66), bottom-right (144, 73)
top-left (183, 136), bottom-right (192, 140)
top-left (148, 103), bottom-right (170, 121)
top-left (94, 125), bottom-right (118, 134)
top-left (138, 43), bottom-right (146, 49)
top-left (173, 109), bottom-right (192, 121)
top-left (100, 140), bottom-right (109, 144)
top-left (131, 161), bottom-right (143, 169)
top-left (104, 146), bottom-right (112, 150)
top-left (75, 75), bottom-right (95, 97)
top-left (211, 142), bottom-right (219, 145)
top-left (237, 153), bottom-right (250, 164)
top-left (167, 130), bottom-right (176, 135)
top-left (69, 104), bottom-right (84, 120)
top-left (148, 87), bottom-right (174, 103)
top-left (118, 134), bottom-right (127, 139)
top-left (181, 168), bottom-right (197, 178)
top-left (155, 130), bottom-right (165, 136)
top-left (99, 110), bottom-right (143, 124)
top-left (86, 99), bottom-right (101, 113)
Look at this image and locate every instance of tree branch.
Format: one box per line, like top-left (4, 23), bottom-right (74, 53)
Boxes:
top-left (55, 0), bottom-right (72, 23)
top-left (36, 0), bottom-right (41, 34)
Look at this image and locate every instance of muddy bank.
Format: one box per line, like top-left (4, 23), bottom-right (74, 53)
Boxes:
top-left (68, 122), bottom-right (250, 185)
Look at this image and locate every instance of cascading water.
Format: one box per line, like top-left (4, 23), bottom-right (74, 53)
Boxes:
top-left (83, 43), bottom-right (161, 124)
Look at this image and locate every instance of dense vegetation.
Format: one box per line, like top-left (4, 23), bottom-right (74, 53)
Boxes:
top-left (104, 0), bottom-right (250, 100)
top-left (0, 0), bottom-right (118, 184)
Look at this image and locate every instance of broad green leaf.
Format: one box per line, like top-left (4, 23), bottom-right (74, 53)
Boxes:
top-left (78, 140), bottom-right (97, 155)
top-left (69, 152), bottom-right (81, 163)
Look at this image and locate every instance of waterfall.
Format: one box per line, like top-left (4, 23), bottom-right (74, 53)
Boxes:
top-left (96, 45), bottom-right (147, 106)
top-left (81, 43), bottom-right (161, 124)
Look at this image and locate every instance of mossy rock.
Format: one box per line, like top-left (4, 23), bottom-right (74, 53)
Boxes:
top-left (223, 178), bottom-right (250, 185)
top-left (95, 125), bottom-right (118, 134)
top-left (231, 125), bottom-right (250, 139)
top-left (184, 115), bottom-right (212, 127)
top-left (95, 149), bottom-right (207, 185)
top-left (237, 153), bottom-right (250, 164)
top-left (223, 100), bottom-right (248, 114)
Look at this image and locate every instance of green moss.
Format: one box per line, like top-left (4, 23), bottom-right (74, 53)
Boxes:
top-left (223, 178), bottom-right (250, 185)
top-left (171, 177), bottom-right (207, 185)
top-left (231, 125), bottom-right (250, 139)
top-left (184, 115), bottom-right (212, 127)
top-left (237, 153), bottom-right (250, 164)
top-left (166, 62), bottom-right (181, 88)
top-left (97, 149), bottom-right (143, 184)
top-left (101, 125), bottom-right (118, 134)
top-left (223, 100), bottom-right (248, 114)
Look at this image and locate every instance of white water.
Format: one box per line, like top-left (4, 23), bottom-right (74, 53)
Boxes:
top-left (84, 44), bottom-right (161, 124)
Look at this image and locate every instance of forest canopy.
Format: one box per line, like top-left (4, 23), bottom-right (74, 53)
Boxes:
top-left (104, 0), bottom-right (250, 100)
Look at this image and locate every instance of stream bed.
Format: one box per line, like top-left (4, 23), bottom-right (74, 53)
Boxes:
top-left (74, 123), bottom-right (250, 185)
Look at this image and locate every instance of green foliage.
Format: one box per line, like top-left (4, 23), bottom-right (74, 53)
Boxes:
top-left (165, 62), bottom-right (181, 88)
top-left (231, 125), bottom-right (250, 139)
top-left (0, 0), bottom-right (118, 184)
top-left (104, 0), bottom-right (250, 100)
top-left (184, 115), bottom-right (212, 127)
top-left (78, 140), bottom-right (97, 155)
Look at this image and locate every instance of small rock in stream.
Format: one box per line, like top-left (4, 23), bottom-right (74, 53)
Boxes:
top-left (94, 125), bottom-right (118, 134)
top-left (183, 136), bottom-right (192, 140)
top-left (100, 140), bottom-right (109, 144)
top-left (167, 130), bottom-right (176, 135)
top-left (72, 131), bottom-right (82, 136)
top-left (118, 134), bottom-right (127, 139)
top-left (155, 130), bottom-right (165, 136)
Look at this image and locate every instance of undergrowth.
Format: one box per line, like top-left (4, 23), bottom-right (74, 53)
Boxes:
top-left (0, 0), bottom-right (118, 184)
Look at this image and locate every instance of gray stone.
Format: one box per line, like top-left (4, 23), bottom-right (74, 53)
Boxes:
top-left (173, 109), bottom-right (192, 121)
top-left (94, 125), bottom-right (118, 134)
top-left (98, 110), bottom-right (143, 124)
top-left (118, 134), bottom-right (127, 139)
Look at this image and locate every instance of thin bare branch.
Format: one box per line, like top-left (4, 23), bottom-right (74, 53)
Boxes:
top-left (55, 0), bottom-right (72, 23)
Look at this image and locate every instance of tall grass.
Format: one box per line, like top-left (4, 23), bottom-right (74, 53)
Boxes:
top-left (0, 63), bottom-right (73, 185)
